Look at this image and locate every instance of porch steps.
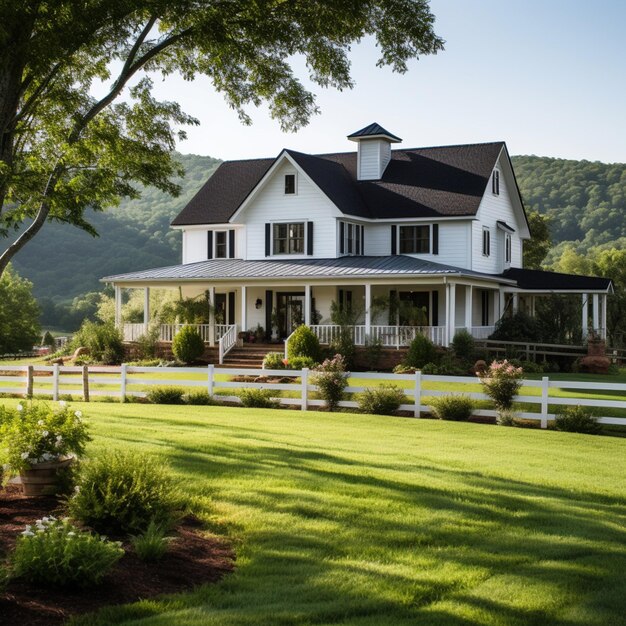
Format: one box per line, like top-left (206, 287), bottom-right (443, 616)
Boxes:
top-left (218, 343), bottom-right (280, 369)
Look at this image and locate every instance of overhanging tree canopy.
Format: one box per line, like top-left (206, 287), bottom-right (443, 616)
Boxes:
top-left (0, 0), bottom-right (444, 275)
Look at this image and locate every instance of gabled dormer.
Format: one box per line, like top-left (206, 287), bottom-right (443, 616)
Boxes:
top-left (347, 123), bottom-right (402, 180)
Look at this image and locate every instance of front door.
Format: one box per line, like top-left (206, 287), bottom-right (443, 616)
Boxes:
top-left (276, 292), bottom-right (305, 338)
top-left (214, 293), bottom-right (227, 325)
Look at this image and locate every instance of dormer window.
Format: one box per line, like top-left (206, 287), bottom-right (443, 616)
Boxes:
top-left (284, 174), bottom-right (296, 195)
top-left (492, 170), bottom-right (500, 195)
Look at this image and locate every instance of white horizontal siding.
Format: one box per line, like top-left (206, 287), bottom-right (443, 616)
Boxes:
top-left (183, 229), bottom-right (207, 264)
top-left (236, 160), bottom-right (339, 260)
top-left (358, 140), bottom-right (381, 180)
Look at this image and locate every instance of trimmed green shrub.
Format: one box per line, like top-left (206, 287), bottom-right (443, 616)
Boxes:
top-left (287, 325), bottom-right (321, 361)
top-left (10, 516), bottom-right (123, 587)
top-left (71, 321), bottom-right (124, 364)
top-left (430, 395), bottom-right (474, 421)
top-left (146, 386), bottom-right (185, 404)
top-left (312, 354), bottom-right (348, 412)
top-left (68, 450), bottom-right (180, 534)
top-left (404, 334), bottom-right (438, 369)
top-left (172, 325), bottom-right (204, 364)
top-left (131, 520), bottom-right (172, 561)
top-left (287, 356), bottom-right (318, 370)
top-left (239, 388), bottom-right (279, 408)
top-left (554, 406), bottom-right (602, 435)
top-left (184, 390), bottom-right (221, 406)
top-left (451, 330), bottom-right (475, 362)
top-left (41, 331), bottom-right (56, 349)
top-left (263, 352), bottom-right (286, 370)
top-left (357, 384), bottom-right (406, 416)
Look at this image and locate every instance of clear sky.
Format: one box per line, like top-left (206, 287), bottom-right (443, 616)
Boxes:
top-left (150, 0), bottom-right (626, 163)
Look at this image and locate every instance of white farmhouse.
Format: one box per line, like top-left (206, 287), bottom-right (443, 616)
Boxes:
top-left (103, 123), bottom-right (612, 364)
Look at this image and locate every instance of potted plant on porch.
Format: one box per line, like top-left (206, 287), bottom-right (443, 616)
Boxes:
top-left (0, 402), bottom-right (90, 496)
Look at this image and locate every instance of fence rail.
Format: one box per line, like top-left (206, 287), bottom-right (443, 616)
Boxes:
top-left (1, 365), bottom-right (626, 429)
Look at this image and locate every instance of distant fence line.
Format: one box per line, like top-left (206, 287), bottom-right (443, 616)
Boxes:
top-left (1, 365), bottom-right (626, 430)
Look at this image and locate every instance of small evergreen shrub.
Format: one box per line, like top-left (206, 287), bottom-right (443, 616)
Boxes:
top-left (131, 521), bottom-right (172, 561)
top-left (430, 395), bottom-right (474, 421)
top-left (41, 331), bottom-right (56, 349)
top-left (184, 390), bottom-right (221, 406)
top-left (554, 406), bottom-right (602, 435)
top-left (357, 384), bottom-right (406, 415)
top-left (451, 330), bottom-right (475, 362)
top-left (135, 325), bottom-right (160, 360)
top-left (364, 335), bottom-right (383, 371)
top-left (146, 386), bottom-right (185, 404)
top-left (312, 354), bottom-right (348, 412)
top-left (404, 334), bottom-right (438, 369)
top-left (172, 325), bottom-right (204, 364)
top-left (71, 321), bottom-right (124, 365)
top-left (490, 312), bottom-right (542, 342)
top-left (263, 352), bottom-right (286, 370)
top-left (420, 362), bottom-right (440, 375)
top-left (286, 356), bottom-right (318, 370)
top-left (239, 388), bottom-right (279, 408)
top-left (68, 450), bottom-right (180, 534)
top-left (10, 516), bottom-right (123, 587)
top-left (287, 325), bottom-right (321, 361)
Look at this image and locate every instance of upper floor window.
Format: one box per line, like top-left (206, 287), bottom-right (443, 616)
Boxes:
top-left (284, 174), bottom-right (296, 195)
top-left (400, 225), bottom-right (430, 254)
top-left (505, 233), bottom-right (512, 264)
top-left (339, 221), bottom-right (364, 255)
top-left (482, 227), bottom-right (491, 256)
top-left (492, 170), bottom-right (500, 195)
top-left (273, 222), bottom-right (304, 254)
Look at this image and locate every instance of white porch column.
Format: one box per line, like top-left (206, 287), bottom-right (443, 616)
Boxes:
top-left (592, 293), bottom-right (599, 335)
top-left (498, 290), bottom-right (505, 320)
top-left (464, 285), bottom-right (472, 332)
top-left (209, 286), bottom-right (216, 346)
top-left (143, 287), bottom-right (150, 334)
top-left (447, 283), bottom-right (456, 346)
top-left (241, 285), bottom-right (247, 332)
top-left (115, 286), bottom-right (122, 329)
top-left (512, 293), bottom-right (519, 314)
top-left (364, 283), bottom-right (372, 338)
top-left (581, 293), bottom-right (588, 339)
top-left (601, 294), bottom-right (608, 340)
top-left (304, 284), bottom-right (312, 326)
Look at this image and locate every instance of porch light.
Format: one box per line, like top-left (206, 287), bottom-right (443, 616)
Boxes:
top-left (255, 298), bottom-right (263, 309)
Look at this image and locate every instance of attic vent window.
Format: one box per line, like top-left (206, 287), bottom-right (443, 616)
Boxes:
top-left (284, 174), bottom-right (296, 195)
top-left (492, 170), bottom-right (500, 195)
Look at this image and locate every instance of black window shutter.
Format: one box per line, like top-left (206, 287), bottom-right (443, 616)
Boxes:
top-left (339, 289), bottom-right (344, 310)
top-left (265, 290), bottom-right (273, 338)
top-left (391, 225), bottom-right (397, 255)
top-left (431, 291), bottom-right (439, 326)
top-left (265, 223), bottom-right (271, 256)
top-left (207, 231), bottom-right (213, 259)
top-left (361, 225), bottom-right (365, 255)
top-left (389, 289), bottom-right (397, 324)
top-left (228, 292), bottom-right (235, 325)
top-left (339, 222), bottom-right (345, 254)
top-left (307, 221), bottom-right (314, 255)
top-left (432, 224), bottom-right (439, 255)
top-left (228, 229), bottom-right (235, 258)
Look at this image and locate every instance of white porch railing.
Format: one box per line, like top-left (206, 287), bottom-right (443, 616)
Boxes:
top-left (123, 323), bottom-right (146, 342)
top-left (218, 325), bottom-right (238, 364)
top-left (123, 324), bottom-right (233, 344)
top-left (470, 326), bottom-right (496, 339)
top-left (307, 325), bottom-right (448, 347)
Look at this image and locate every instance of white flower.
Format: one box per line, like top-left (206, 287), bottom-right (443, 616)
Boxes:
top-left (42, 430), bottom-right (49, 437)
top-left (20, 452), bottom-right (29, 460)
top-left (21, 530), bottom-right (35, 537)
top-left (58, 400), bottom-right (67, 407)
top-left (74, 410), bottom-right (82, 418)
top-left (67, 531), bottom-right (76, 537)
top-left (74, 485), bottom-right (80, 493)
top-left (56, 435), bottom-right (63, 441)
top-left (23, 525), bottom-right (32, 533)
top-left (16, 404), bottom-right (23, 412)
top-left (37, 420), bottom-right (44, 426)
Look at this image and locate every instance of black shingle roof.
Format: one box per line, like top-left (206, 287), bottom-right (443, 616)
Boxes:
top-left (171, 141), bottom-right (506, 226)
top-left (502, 268), bottom-right (612, 292)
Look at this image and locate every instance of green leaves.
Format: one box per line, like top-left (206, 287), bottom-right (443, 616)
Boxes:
top-left (0, 264), bottom-right (40, 354)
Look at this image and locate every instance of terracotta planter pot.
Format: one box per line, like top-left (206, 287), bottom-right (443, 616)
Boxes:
top-left (19, 456), bottom-right (74, 496)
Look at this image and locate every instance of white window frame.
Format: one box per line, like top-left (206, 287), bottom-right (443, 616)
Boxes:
top-left (505, 232), bottom-right (512, 265)
top-left (213, 230), bottom-right (229, 259)
top-left (271, 220), bottom-right (307, 256)
top-left (284, 172), bottom-right (297, 195)
top-left (492, 169), bottom-right (500, 195)
top-left (399, 224), bottom-right (431, 255)
top-left (339, 221), bottom-right (364, 256)
top-left (482, 227), bottom-right (491, 257)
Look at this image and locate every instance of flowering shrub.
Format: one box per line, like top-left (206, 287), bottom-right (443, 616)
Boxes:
top-left (312, 354), bottom-right (348, 412)
top-left (10, 516), bottom-right (123, 587)
top-left (478, 360), bottom-right (523, 411)
top-left (0, 402), bottom-right (90, 481)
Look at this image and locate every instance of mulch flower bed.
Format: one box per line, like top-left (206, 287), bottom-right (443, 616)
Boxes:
top-left (0, 485), bottom-right (235, 626)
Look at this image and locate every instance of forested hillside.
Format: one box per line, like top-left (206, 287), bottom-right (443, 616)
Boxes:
top-left (6, 151), bottom-right (625, 330)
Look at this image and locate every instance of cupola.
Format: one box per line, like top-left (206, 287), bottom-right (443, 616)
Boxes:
top-left (347, 123), bottom-right (402, 181)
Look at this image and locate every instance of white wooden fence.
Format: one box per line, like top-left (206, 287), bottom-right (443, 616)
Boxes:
top-left (1, 365), bottom-right (626, 429)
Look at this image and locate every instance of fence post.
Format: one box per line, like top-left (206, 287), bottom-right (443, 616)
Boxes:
top-left (120, 363), bottom-right (127, 403)
top-left (540, 376), bottom-right (549, 429)
top-left (413, 370), bottom-right (422, 418)
top-left (82, 365), bottom-right (90, 402)
top-left (301, 368), bottom-right (309, 411)
top-left (26, 365), bottom-right (33, 398)
top-left (52, 363), bottom-right (60, 402)
top-left (207, 363), bottom-right (214, 397)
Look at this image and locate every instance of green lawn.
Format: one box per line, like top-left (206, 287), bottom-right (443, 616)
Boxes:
top-left (3, 400), bottom-right (623, 625)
